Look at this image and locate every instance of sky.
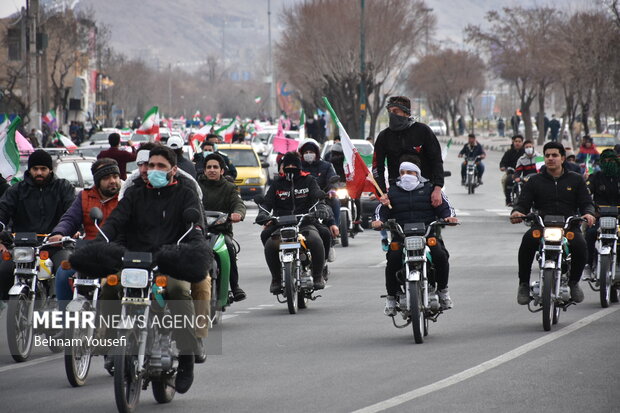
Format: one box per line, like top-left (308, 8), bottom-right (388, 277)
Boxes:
top-left (0, 0), bottom-right (26, 17)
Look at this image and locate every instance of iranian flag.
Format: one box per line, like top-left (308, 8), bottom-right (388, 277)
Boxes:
top-left (42, 110), bottom-right (57, 130)
top-left (53, 132), bottom-right (78, 152)
top-left (322, 97), bottom-right (371, 198)
top-left (136, 106), bottom-right (160, 138)
top-left (215, 119), bottom-right (236, 143)
top-left (0, 116), bottom-right (22, 179)
top-left (190, 122), bottom-right (215, 151)
top-left (298, 109), bottom-right (306, 141)
top-left (535, 155), bottom-right (545, 172)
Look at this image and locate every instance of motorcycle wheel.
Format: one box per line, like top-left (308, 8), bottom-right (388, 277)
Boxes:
top-left (339, 211), bottom-right (349, 247)
top-left (152, 373), bottom-right (176, 404)
top-left (114, 332), bottom-right (142, 413)
top-left (64, 307), bottom-right (94, 387)
top-left (407, 281), bottom-right (424, 344)
top-left (599, 255), bottom-right (612, 308)
top-left (467, 180), bottom-right (474, 194)
top-left (541, 269), bottom-right (554, 331)
top-left (284, 262), bottom-right (298, 314)
top-left (7, 293), bottom-right (34, 362)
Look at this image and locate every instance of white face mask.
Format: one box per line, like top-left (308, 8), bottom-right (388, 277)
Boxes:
top-left (397, 174), bottom-right (420, 191)
top-left (525, 147), bottom-right (534, 156)
top-left (303, 153), bottom-right (316, 163)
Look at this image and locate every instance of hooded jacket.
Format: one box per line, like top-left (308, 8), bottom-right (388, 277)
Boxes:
top-left (512, 168), bottom-right (595, 219)
top-left (374, 182), bottom-right (454, 226)
top-left (500, 146), bottom-right (525, 169)
top-left (197, 174), bottom-right (246, 236)
top-left (299, 139), bottom-right (337, 190)
top-left (0, 171), bottom-right (75, 233)
top-left (586, 171), bottom-right (620, 208)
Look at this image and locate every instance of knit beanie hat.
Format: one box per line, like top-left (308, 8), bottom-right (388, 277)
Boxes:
top-left (28, 150), bottom-right (53, 170)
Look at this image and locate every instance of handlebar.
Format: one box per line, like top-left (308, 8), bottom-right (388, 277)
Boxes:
top-left (42, 236), bottom-right (77, 248)
top-left (520, 213), bottom-right (585, 229)
top-left (382, 219), bottom-right (457, 238)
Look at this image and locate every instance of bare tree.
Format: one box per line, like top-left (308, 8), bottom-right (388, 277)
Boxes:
top-left (408, 49), bottom-right (485, 137)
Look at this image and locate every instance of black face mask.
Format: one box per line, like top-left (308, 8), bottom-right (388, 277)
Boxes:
top-left (388, 112), bottom-right (412, 131)
top-left (283, 167), bottom-right (300, 181)
top-left (331, 152), bottom-right (344, 161)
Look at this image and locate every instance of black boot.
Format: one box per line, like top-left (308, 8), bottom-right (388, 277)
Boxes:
top-left (270, 277), bottom-right (282, 294)
top-left (313, 275), bottom-right (325, 290)
top-left (176, 354), bottom-right (195, 394)
top-left (194, 338), bottom-right (207, 364)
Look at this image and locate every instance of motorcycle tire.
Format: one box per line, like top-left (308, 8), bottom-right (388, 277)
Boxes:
top-left (599, 255), bottom-right (612, 308)
top-left (467, 181), bottom-right (475, 195)
top-left (284, 262), bottom-right (298, 314)
top-left (7, 293), bottom-right (34, 362)
top-left (152, 373), bottom-right (176, 404)
top-left (339, 211), bottom-right (349, 248)
top-left (114, 331), bottom-right (142, 413)
top-left (542, 269), bottom-right (554, 331)
top-left (407, 281), bottom-right (424, 344)
top-left (64, 304), bottom-right (94, 387)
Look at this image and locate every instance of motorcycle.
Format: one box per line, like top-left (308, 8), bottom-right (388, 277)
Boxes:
top-left (334, 182), bottom-right (357, 248)
top-left (584, 206), bottom-right (620, 307)
top-left (382, 219), bottom-right (455, 344)
top-left (254, 195), bottom-right (325, 314)
top-left (464, 155), bottom-right (482, 194)
top-left (203, 210), bottom-right (236, 325)
top-left (505, 167), bottom-right (520, 205)
top-left (1, 225), bottom-right (75, 362)
top-left (89, 207), bottom-right (201, 413)
top-left (521, 213), bottom-right (584, 331)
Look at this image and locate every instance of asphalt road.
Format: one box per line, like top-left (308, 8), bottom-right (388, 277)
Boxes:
top-left (0, 147), bottom-right (618, 413)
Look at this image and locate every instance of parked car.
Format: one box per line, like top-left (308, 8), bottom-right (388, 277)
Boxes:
top-left (428, 120), bottom-right (447, 136)
top-left (217, 144), bottom-right (269, 200)
top-left (589, 133), bottom-right (619, 153)
top-left (86, 128), bottom-right (120, 145)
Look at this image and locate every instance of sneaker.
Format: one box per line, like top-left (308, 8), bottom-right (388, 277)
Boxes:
top-left (175, 354), bottom-right (195, 394)
top-left (517, 282), bottom-right (531, 305)
top-left (353, 221), bottom-right (364, 233)
top-left (194, 338), bottom-right (207, 364)
top-left (270, 279), bottom-right (283, 294)
top-left (232, 287), bottom-right (246, 302)
top-left (381, 238), bottom-right (389, 252)
top-left (328, 247), bottom-right (335, 262)
top-left (384, 296), bottom-right (397, 316)
top-left (461, 179), bottom-right (466, 186)
top-left (581, 264), bottom-right (593, 281)
top-left (569, 282), bottom-right (584, 303)
top-left (313, 276), bottom-right (325, 290)
top-left (478, 180), bottom-right (483, 185)
top-left (438, 288), bottom-right (453, 309)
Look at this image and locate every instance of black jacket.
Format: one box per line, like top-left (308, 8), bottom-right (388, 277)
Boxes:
top-left (513, 168), bottom-right (595, 219)
top-left (586, 171), bottom-right (620, 208)
top-left (373, 122), bottom-right (444, 193)
top-left (0, 172), bottom-right (75, 233)
top-left (301, 159), bottom-right (337, 191)
top-left (99, 180), bottom-right (204, 253)
top-left (500, 146), bottom-right (525, 169)
top-left (177, 155), bottom-right (197, 179)
top-left (375, 182), bottom-right (454, 226)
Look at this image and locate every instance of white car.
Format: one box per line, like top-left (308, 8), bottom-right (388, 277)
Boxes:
top-left (428, 120), bottom-right (447, 136)
top-left (250, 129), bottom-right (277, 158)
top-left (321, 139), bottom-right (374, 160)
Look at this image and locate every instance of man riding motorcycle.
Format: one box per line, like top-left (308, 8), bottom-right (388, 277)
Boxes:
top-left (97, 145), bottom-right (207, 394)
top-left (256, 152), bottom-right (336, 293)
top-left (458, 133), bottom-right (486, 185)
top-left (514, 140), bottom-right (540, 182)
top-left (197, 153), bottom-right (247, 301)
top-left (583, 149), bottom-right (620, 278)
top-left (371, 162), bottom-right (458, 315)
top-left (0, 150), bottom-right (75, 301)
top-left (48, 158), bottom-right (121, 310)
top-left (510, 142), bottom-right (595, 305)
top-left (499, 135), bottom-right (525, 206)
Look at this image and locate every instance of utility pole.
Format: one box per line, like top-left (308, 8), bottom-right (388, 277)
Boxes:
top-left (27, 0), bottom-right (41, 130)
top-left (268, 0), bottom-right (277, 120)
top-left (359, 0), bottom-right (366, 140)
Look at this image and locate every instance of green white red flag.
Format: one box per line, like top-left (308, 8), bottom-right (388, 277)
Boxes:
top-left (137, 106), bottom-right (160, 138)
top-left (0, 116), bottom-right (21, 180)
top-left (322, 97), bottom-right (371, 198)
top-left (53, 132), bottom-right (78, 152)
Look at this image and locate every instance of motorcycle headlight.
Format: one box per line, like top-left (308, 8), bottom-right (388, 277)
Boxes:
top-left (543, 228), bottom-right (563, 242)
top-left (405, 236), bottom-right (425, 251)
top-left (120, 268), bottom-right (149, 289)
top-left (599, 216), bottom-right (617, 230)
top-left (336, 188), bottom-right (349, 199)
top-left (246, 178), bottom-right (262, 184)
top-left (13, 247), bottom-right (35, 263)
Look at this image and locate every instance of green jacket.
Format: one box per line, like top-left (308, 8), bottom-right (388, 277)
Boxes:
top-left (197, 174), bottom-right (246, 236)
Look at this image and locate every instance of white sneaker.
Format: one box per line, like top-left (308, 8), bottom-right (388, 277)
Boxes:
top-left (328, 247), bottom-right (335, 262)
top-left (581, 264), bottom-right (592, 281)
top-left (438, 288), bottom-right (453, 309)
top-left (384, 296), bottom-right (397, 316)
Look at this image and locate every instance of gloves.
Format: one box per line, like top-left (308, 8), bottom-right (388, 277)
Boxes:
top-left (315, 204), bottom-right (331, 221)
top-left (255, 212), bottom-right (271, 225)
top-left (0, 231), bottom-right (13, 247)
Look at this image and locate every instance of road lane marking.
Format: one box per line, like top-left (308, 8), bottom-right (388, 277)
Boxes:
top-left (234, 311), bottom-right (251, 314)
top-left (259, 304), bottom-right (275, 307)
top-left (247, 307), bottom-right (263, 310)
top-left (222, 314), bottom-right (238, 320)
top-left (352, 307), bottom-right (619, 413)
top-left (0, 354), bottom-right (63, 373)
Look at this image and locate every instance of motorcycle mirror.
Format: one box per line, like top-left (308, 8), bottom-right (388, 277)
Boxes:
top-left (253, 194), bottom-right (266, 204)
top-left (183, 208), bottom-right (201, 224)
top-left (89, 207), bottom-right (104, 222)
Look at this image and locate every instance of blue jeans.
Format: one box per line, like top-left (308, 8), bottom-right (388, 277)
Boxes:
top-left (55, 267), bottom-right (75, 311)
top-left (330, 197), bottom-right (340, 227)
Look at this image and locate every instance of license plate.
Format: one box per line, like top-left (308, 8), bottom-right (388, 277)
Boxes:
top-left (73, 278), bottom-right (99, 286)
top-left (280, 243), bottom-right (300, 250)
top-left (282, 253), bottom-right (294, 263)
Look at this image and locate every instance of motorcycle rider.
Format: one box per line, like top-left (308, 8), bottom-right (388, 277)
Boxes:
top-left (373, 96), bottom-right (445, 208)
top-left (167, 135), bottom-right (197, 178)
top-left (193, 135), bottom-right (237, 178)
top-left (583, 149), bottom-right (620, 278)
top-left (97, 145), bottom-right (206, 393)
top-left (514, 140), bottom-right (540, 182)
top-left (458, 133), bottom-right (486, 185)
top-left (371, 161), bottom-right (458, 314)
top-left (328, 142), bottom-right (363, 233)
top-left (197, 153), bottom-right (247, 301)
top-left (510, 142), bottom-right (596, 305)
top-left (499, 135), bottom-right (525, 206)
top-left (48, 158), bottom-right (121, 310)
top-left (0, 150), bottom-right (75, 301)
top-left (256, 151), bottom-right (336, 293)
